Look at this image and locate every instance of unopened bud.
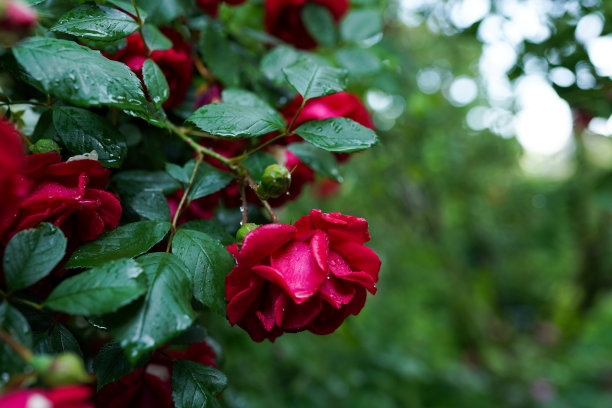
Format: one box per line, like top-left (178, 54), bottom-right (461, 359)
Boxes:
top-left (30, 139), bottom-right (61, 154)
top-left (258, 164), bottom-right (291, 200)
top-left (38, 352), bottom-right (92, 387)
top-left (236, 223), bottom-right (259, 244)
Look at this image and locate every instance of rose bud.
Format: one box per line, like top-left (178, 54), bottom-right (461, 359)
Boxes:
top-left (236, 223), bottom-right (260, 245)
top-left (0, 0), bottom-right (37, 46)
top-left (32, 352), bottom-right (92, 387)
top-left (225, 209), bottom-right (381, 342)
top-left (257, 164), bottom-right (291, 200)
top-left (30, 139), bottom-right (61, 154)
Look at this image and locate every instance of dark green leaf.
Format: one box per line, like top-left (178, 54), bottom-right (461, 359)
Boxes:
top-left (200, 22), bottom-right (241, 87)
top-left (31, 109), bottom-right (58, 143)
top-left (53, 107), bottom-right (127, 167)
top-left (66, 221), bottom-right (171, 268)
top-left (46, 258), bottom-right (147, 315)
top-left (288, 143), bottom-right (343, 181)
top-left (172, 229), bottom-right (235, 315)
top-left (179, 220), bottom-right (234, 247)
top-left (294, 117), bottom-right (379, 152)
top-left (188, 161), bottom-right (234, 200)
top-left (142, 24), bottom-right (172, 52)
top-left (106, 0), bottom-right (147, 21)
top-left (172, 360), bottom-right (227, 408)
top-left (188, 102), bottom-right (285, 138)
top-left (34, 324), bottom-right (83, 358)
top-left (283, 59), bottom-right (348, 101)
top-left (302, 3), bottom-right (337, 47)
top-left (51, 4), bottom-right (139, 42)
top-left (12, 37), bottom-right (147, 111)
top-left (260, 46), bottom-right (299, 85)
top-left (135, 0), bottom-right (191, 25)
top-left (124, 190), bottom-right (171, 222)
top-left (221, 89), bottom-right (276, 111)
top-left (335, 48), bottom-right (382, 77)
top-left (243, 151), bottom-right (277, 183)
top-left (143, 59), bottom-right (169, 109)
top-left (93, 342), bottom-right (131, 390)
top-left (0, 302), bottom-right (32, 386)
top-left (108, 253), bottom-right (194, 363)
top-left (113, 170), bottom-right (181, 194)
top-left (340, 9), bottom-right (383, 42)
top-left (3, 223), bottom-right (67, 292)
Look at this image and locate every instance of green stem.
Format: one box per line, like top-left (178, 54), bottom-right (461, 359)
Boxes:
top-left (166, 153), bottom-right (204, 252)
top-left (229, 132), bottom-right (287, 164)
top-left (286, 98), bottom-right (307, 133)
top-left (245, 175), bottom-right (278, 223)
top-left (131, 0), bottom-right (150, 57)
top-left (167, 122), bottom-right (233, 166)
top-left (0, 328), bottom-right (34, 362)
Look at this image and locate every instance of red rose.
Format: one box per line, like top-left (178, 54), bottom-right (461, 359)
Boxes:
top-left (264, 0), bottom-right (348, 49)
top-left (2, 153), bottom-right (121, 245)
top-left (0, 0), bottom-right (37, 45)
top-left (0, 117), bottom-right (25, 239)
top-left (196, 0), bottom-right (247, 17)
top-left (225, 209), bottom-right (380, 342)
top-left (95, 341), bottom-right (217, 408)
top-left (0, 385), bottom-right (93, 408)
top-left (105, 28), bottom-right (193, 109)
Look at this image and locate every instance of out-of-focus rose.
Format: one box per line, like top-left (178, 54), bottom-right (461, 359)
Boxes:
top-left (95, 341), bottom-right (217, 408)
top-left (2, 153), bottom-right (121, 245)
top-left (225, 209), bottom-right (380, 342)
top-left (194, 83), bottom-right (222, 109)
top-left (196, 0), bottom-right (247, 17)
top-left (0, 0), bottom-right (37, 45)
top-left (264, 0), bottom-right (348, 49)
top-left (0, 117), bottom-right (24, 239)
top-left (105, 28), bottom-right (192, 109)
top-left (0, 385), bottom-right (93, 408)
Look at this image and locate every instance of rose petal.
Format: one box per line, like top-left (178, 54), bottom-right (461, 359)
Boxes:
top-left (238, 223), bottom-right (296, 267)
top-left (317, 276), bottom-right (355, 309)
top-left (226, 276), bottom-right (264, 324)
top-left (281, 296), bottom-right (323, 329)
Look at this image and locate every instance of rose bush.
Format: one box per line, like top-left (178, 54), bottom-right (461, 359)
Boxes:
top-left (226, 209), bottom-right (380, 341)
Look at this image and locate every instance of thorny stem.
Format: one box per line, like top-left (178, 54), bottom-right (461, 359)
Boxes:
top-left (167, 122), bottom-right (233, 166)
top-left (240, 179), bottom-right (248, 225)
top-left (0, 328), bottom-right (33, 363)
top-left (166, 152), bottom-right (204, 252)
top-left (246, 175), bottom-right (278, 223)
top-left (131, 0), bottom-right (150, 56)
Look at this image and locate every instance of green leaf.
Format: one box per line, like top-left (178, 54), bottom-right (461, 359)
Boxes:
top-left (108, 253), bottom-right (194, 363)
top-left (142, 59), bottom-right (169, 109)
top-left (112, 170), bottom-right (181, 194)
top-left (12, 37), bottom-right (147, 111)
top-left (66, 221), bottom-right (171, 268)
top-left (106, 0), bottom-right (147, 21)
top-left (172, 360), bottom-right (227, 408)
top-left (283, 59), bottom-right (348, 101)
top-left (260, 46), bottom-right (299, 85)
top-left (188, 103), bottom-right (285, 138)
top-left (172, 229), bottom-right (235, 315)
top-left (124, 190), bottom-right (171, 222)
top-left (221, 89), bottom-right (277, 111)
top-left (34, 324), bottom-right (83, 358)
top-left (93, 342), bottom-right (131, 390)
top-left (335, 48), bottom-right (382, 77)
top-left (25, 0), bottom-right (47, 4)
top-left (51, 4), bottom-right (139, 42)
top-left (46, 259), bottom-right (147, 316)
top-left (340, 9), bottom-right (383, 43)
top-left (179, 220), bottom-right (234, 247)
top-left (288, 143), bottom-right (343, 182)
top-left (188, 161), bottom-right (235, 200)
top-left (166, 162), bottom-right (190, 184)
top-left (302, 3), bottom-right (337, 47)
top-left (135, 0), bottom-right (191, 25)
top-left (142, 24), bottom-right (172, 52)
top-left (294, 117), bottom-right (379, 152)
top-left (200, 21), bottom-right (241, 87)
top-left (53, 107), bottom-right (127, 168)
top-left (3, 223), bottom-right (67, 292)
top-left (0, 302), bottom-right (32, 386)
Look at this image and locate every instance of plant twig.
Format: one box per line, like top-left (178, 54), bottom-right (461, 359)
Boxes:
top-left (131, 0), bottom-right (151, 56)
top-left (245, 175), bottom-right (278, 223)
top-left (0, 327), bottom-right (33, 362)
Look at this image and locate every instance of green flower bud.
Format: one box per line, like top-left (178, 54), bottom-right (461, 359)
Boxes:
top-left (30, 139), bottom-right (61, 154)
top-left (39, 352), bottom-right (92, 387)
top-left (258, 164), bottom-right (291, 200)
top-left (236, 223), bottom-right (259, 244)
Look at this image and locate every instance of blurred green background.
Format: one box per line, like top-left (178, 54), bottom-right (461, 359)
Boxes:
top-left (208, 1), bottom-right (612, 406)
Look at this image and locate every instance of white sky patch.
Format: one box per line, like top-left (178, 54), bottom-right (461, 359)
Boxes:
top-left (449, 0), bottom-right (491, 29)
top-left (586, 35), bottom-right (612, 77)
top-left (514, 76), bottom-right (573, 154)
top-left (575, 13), bottom-right (604, 44)
top-left (448, 76), bottom-right (478, 106)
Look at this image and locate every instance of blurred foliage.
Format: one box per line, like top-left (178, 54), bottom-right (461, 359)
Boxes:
top-left (198, 1), bottom-right (612, 407)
